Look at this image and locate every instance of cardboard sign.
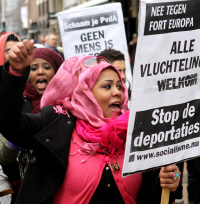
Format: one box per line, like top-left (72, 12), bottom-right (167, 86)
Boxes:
top-left (123, 0), bottom-right (200, 176)
top-left (57, 3), bottom-right (132, 86)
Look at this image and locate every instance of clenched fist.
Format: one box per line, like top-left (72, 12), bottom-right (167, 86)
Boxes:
top-left (8, 39), bottom-right (34, 74)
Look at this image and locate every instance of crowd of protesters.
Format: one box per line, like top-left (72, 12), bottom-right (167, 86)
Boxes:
top-left (0, 30), bottom-right (198, 204)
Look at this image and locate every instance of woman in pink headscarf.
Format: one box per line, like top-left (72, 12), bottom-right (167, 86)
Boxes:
top-left (0, 39), bottom-right (181, 204)
top-left (0, 32), bottom-right (21, 65)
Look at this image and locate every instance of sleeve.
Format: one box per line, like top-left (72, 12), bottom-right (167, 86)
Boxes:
top-left (7, 141), bottom-right (24, 151)
top-left (0, 135), bottom-right (19, 165)
top-left (0, 61), bottom-right (60, 151)
top-left (0, 61), bottom-right (43, 149)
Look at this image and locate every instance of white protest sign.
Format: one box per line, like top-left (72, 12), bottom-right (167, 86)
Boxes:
top-left (123, 0), bottom-right (200, 176)
top-left (57, 3), bottom-right (132, 86)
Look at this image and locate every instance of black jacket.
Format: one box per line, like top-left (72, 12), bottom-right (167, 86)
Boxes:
top-left (0, 62), bottom-right (181, 204)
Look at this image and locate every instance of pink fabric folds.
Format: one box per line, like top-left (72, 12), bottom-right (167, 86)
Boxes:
top-left (41, 55), bottom-right (128, 128)
top-left (76, 110), bottom-right (130, 156)
top-left (70, 141), bottom-right (102, 162)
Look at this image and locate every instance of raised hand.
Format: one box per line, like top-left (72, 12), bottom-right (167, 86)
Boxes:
top-left (159, 164), bottom-right (181, 192)
top-left (8, 39), bottom-right (35, 74)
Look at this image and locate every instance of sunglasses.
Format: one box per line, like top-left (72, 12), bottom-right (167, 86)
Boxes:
top-left (82, 56), bottom-right (111, 68)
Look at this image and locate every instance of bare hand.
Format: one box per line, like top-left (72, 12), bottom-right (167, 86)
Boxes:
top-left (159, 164), bottom-right (180, 192)
top-left (8, 39), bottom-right (34, 74)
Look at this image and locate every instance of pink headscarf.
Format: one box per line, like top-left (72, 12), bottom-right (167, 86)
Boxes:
top-left (0, 32), bottom-right (21, 65)
top-left (41, 55), bottom-right (129, 155)
top-left (41, 55), bottom-right (128, 127)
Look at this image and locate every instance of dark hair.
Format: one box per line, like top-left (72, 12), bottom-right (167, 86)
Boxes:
top-left (6, 34), bottom-right (19, 43)
top-left (99, 49), bottom-right (125, 63)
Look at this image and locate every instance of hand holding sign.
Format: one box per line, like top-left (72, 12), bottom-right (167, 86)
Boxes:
top-left (159, 164), bottom-right (180, 192)
top-left (159, 164), bottom-right (181, 204)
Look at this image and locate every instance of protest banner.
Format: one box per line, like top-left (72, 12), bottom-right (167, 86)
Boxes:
top-left (57, 3), bottom-right (132, 86)
top-left (123, 0), bottom-right (200, 177)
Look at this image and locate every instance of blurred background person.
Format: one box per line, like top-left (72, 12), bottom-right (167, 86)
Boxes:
top-left (45, 33), bottom-right (64, 59)
top-left (39, 34), bottom-right (46, 45)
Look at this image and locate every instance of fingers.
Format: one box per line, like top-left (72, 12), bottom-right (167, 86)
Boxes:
top-left (29, 39), bottom-right (35, 57)
top-left (9, 39), bottom-right (35, 74)
top-left (162, 164), bottom-right (179, 173)
top-left (9, 39), bottom-right (34, 62)
top-left (9, 43), bottom-right (26, 62)
top-left (160, 183), bottom-right (179, 192)
top-left (23, 40), bottom-right (32, 55)
top-left (23, 39), bottom-right (34, 55)
top-left (160, 177), bottom-right (180, 192)
top-left (159, 164), bottom-right (181, 192)
top-left (160, 166), bottom-right (181, 178)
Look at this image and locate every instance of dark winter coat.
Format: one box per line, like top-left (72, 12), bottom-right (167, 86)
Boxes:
top-left (0, 62), bottom-right (181, 204)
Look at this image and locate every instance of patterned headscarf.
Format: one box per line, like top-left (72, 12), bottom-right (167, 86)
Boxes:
top-left (41, 55), bottom-right (129, 156)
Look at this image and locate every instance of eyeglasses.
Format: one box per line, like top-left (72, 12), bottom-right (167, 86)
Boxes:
top-left (82, 56), bottom-right (111, 68)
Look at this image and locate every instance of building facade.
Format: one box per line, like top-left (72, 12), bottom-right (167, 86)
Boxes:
top-left (1, 0), bottom-right (139, 44)
top-left (28, 0), bottom-right (64, 44)
top-left (28, 0), bottom-right (139, 44)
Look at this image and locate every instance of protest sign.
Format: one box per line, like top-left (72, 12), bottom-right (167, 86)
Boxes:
top-left (123, 0), bottom-right (200, 176)
top-left (57, 3), bottom-right (132, 86)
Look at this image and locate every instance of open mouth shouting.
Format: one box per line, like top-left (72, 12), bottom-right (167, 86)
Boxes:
top-left (109, 101), bottom-right (122, 113)
top-left (36, 78), bottom-right (48, 91)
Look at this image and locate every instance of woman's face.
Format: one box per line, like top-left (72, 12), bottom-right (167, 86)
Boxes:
top-left (92, 68), bottom-right (124, 118)
top-left (29, 58), bottom-right (55, 94)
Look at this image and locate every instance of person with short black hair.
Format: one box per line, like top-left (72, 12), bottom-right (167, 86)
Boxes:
top-left (99, 49), bottom-right (125, 64)
top-left (99, 48), bottom-right (131, 102)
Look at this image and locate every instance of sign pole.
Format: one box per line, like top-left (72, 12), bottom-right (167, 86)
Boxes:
top-left (160, 188), bottom-right (170, 204)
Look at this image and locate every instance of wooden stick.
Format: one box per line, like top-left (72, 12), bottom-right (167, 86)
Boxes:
top-left (160, 188), bottom-right (170, 204)
top-left (0, 188), bottom-right (14, 197)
